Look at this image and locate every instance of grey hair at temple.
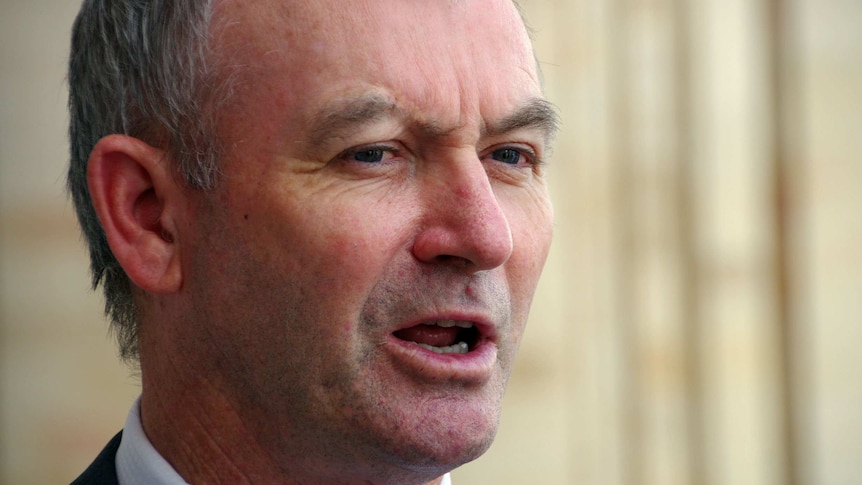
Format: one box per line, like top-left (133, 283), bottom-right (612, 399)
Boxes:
top-left (67, 0), bottom-right (226, 363)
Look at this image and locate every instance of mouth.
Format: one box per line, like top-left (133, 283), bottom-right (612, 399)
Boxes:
top-left (392, 320), bottom-right (481, 355)
top-left (385, 315), bottom-right (497, 383)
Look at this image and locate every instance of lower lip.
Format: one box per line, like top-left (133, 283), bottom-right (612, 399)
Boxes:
top-left (383, 334), bottom-right (498, 385)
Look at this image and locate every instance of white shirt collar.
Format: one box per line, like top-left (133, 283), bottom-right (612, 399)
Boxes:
top-left (116, 397), bottom-right (188, 485)
top-left (116, 397), bottom-right (452, 484)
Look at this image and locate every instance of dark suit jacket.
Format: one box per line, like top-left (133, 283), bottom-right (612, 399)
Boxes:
top-left (70, 431), bottom-right (122, 485)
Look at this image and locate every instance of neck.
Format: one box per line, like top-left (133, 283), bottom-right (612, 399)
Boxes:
top-left (138, 353), bottom-right (448, 484)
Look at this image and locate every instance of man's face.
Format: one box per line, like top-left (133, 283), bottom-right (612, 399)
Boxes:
top-left (179, 0), bottom-right (554, 479)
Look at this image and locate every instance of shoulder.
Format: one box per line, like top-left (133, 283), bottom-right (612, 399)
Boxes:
top-left (70, 431), bottom-right (123, 485)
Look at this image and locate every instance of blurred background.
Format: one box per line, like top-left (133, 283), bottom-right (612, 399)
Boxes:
top-left (1, 0), bottom-right (860, 483)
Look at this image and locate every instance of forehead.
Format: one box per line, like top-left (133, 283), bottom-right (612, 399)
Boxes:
top-left (211, 0), bottom-right (541, 141)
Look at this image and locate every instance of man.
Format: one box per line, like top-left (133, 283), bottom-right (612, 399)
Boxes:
top-left (68, 0), bottom-right (557, 483)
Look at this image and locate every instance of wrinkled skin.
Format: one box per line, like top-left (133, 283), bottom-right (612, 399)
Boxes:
top-left (139, 0), bottom-right (555, 483)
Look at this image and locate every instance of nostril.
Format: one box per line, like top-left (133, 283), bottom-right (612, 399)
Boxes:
top-left (433, 254), bottom-right (471, 266)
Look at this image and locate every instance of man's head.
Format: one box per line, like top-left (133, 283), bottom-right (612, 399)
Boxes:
top-left (69, 0), bottom-right (556, 482)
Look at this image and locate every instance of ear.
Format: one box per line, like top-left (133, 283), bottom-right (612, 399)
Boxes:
top-left (87, 134), bottom-right (184, 294)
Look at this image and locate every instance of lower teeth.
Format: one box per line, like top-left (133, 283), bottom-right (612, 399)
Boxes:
top-left (417, 341), bottom-right (469, 354)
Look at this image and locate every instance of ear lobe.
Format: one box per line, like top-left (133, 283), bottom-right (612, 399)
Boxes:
top-left (87, 134), bottom-right (183, 294)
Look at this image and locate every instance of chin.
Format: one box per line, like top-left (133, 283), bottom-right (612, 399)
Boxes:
top-left (376, 399), bottom-right (502, 476)
top-left (377, 431), bottom-right (497, 485)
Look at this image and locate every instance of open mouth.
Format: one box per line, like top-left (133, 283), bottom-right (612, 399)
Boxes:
top-left (393, 321), bottom-right (480, 355)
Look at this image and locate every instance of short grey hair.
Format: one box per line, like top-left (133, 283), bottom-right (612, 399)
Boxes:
top-left (67, 0), bottom-right (224, 363)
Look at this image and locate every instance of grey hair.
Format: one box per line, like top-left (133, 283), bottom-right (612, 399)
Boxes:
top-left (67, 0), bottom-right (223, 363)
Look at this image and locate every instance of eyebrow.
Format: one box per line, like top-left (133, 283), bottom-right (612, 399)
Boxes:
top-left (303, 93), bottom-right (560, 150)
top-left (304, 93), bottom-right (398, 149)
top-left (483, 97), bottom-right (560, 144)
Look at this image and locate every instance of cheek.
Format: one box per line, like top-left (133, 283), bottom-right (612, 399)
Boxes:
top-left (273, 198), bottom-right (415, 303)
top-left (506, 191), bottom-right (554, 275)
top-left (500, 192), bottom-right (553, 339)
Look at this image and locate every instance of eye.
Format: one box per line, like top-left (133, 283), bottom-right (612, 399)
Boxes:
top-left (491, 148), bottom-right (523, 165)
top-left (489, 146), bottom-right (537, 167)
top-left (338, 144), bottom-right (400, 165)
top-left (352, 148), bottom-right (386, 163)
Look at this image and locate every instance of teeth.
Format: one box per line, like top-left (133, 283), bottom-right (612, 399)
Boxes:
top-left (423, 320), bottom-right (473, 329)
top-left (417, 342), bottom-right (470, 354)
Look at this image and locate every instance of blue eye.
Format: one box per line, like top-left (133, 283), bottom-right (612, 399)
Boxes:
top-left (491, 148), bottom-right (523, 165)
top-left (352, 149), bottom-right (385, 163)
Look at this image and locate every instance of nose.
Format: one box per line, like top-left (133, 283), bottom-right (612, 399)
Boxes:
top-left (412, 157), bottom-right (514, 273)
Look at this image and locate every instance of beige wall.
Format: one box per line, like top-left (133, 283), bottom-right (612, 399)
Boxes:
top-left (1, 0), bottom-right (860, 484)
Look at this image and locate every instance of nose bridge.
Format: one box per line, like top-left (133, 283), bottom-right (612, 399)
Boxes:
top-left (413, 155), bottom-right (514, 271)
